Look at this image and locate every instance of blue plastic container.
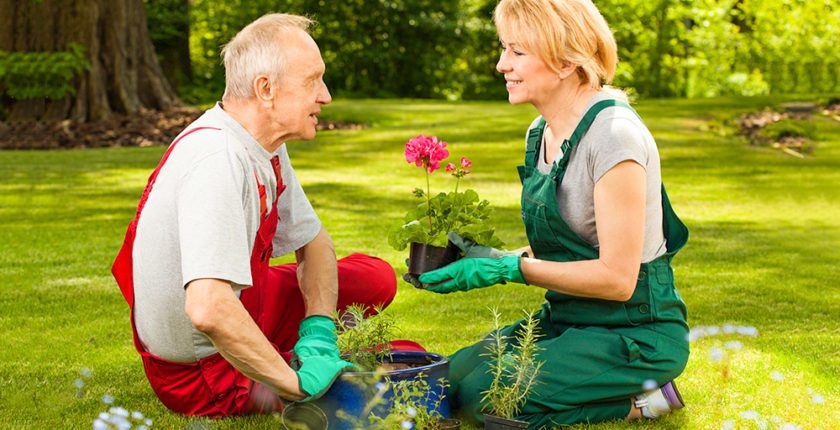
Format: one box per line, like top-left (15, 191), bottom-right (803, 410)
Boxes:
top-left (282, 351), bottom-right (451, 430)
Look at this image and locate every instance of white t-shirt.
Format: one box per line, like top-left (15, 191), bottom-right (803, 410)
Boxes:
top-left (132, 103), bottom-right (321, 362)
top-left (532, 92), bottom-right (667, 263)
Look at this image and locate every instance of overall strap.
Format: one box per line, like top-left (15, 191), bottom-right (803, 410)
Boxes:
top-left (524, 117), bottom-right (546, 168)
top-left (135, 126), bottom-right (221, 219)
top-left (556, 99), bottom-right (635, 169)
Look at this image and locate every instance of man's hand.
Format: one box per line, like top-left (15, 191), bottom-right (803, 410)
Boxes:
top-left (418, 255), bottom-right (527, 294)
top-left (291, 315), bottom-right (340, 366)
top-left (291, 316), bottom-right (353, 401)
top-left (295, 354), bottom-right (355, 401)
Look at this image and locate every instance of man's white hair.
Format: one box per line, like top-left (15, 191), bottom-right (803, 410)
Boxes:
top-left (221, 13), bottom-right (313, 100)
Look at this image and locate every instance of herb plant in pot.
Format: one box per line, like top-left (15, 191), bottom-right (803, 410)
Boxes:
top-left (481, 310), bottom-right (544, 430)
top-left (282, 305), bottom-right (453, 430)
top-left (389, 134), bottom-right (504, 278)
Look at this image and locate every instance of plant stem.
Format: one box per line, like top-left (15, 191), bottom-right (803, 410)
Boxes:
top-left (426, 168), bottom-right (433, 234)
top-left (454, 176), bottom-right (460, 194)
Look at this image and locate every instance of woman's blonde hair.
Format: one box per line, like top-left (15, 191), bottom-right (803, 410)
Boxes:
top-left (494, 0), bottom-right (620, 92)
top-left (221, 13), bottom-right (313, 100)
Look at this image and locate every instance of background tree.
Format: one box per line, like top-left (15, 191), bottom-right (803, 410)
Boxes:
top-left (0, 0), bottom-right (178, 122)
top-left (146, 0), bottom-right (193, 92)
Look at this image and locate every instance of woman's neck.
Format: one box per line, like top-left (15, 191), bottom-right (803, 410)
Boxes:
top-left (537, 84), bottom-right (599, 141)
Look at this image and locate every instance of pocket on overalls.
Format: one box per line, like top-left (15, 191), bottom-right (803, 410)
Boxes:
top-left (623, 270), bottom-right (655, 325)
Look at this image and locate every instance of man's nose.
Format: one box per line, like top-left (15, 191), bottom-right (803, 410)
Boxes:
top-left (318, 87), bottom-right (332, 105)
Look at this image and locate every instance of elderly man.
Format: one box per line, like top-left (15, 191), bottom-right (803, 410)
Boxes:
top-left (111, 13), bottom-right (396, 417)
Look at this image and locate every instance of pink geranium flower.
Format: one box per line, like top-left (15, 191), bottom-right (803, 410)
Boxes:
top-left (460, 157), bottom-right (471, 168)
top-left (405, 134), bottom-right (449, 173)
top-left (446, 163), bottom-right (456, 172)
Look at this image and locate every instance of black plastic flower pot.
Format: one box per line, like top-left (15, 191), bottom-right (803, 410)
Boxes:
top-left (407, 241), bottom-right (460, 277)
top-left (483, 414), bottom-right (529, 430)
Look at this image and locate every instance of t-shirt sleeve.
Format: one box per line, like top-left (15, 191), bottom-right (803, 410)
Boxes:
top-left (177, 149), bottom-right (252, 288)
top-left (272, 146), bottom-right (322, 257)
top-left (586, 114), bottom-right (649, 184)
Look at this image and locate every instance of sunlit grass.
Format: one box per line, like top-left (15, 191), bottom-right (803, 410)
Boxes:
top-left (0, 95), bottom-right (838, 428)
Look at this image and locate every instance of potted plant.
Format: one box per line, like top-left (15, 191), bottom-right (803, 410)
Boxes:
top-left (282, 305), bottom-right (453, 430)
top-left (336, 375), bottom-right (461, 430)
top-left (388, 134), bottom-right (505, 277)
top-left (481, 310), bottom-right (544, 430)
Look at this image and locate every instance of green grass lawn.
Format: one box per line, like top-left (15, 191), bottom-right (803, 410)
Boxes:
top-left (1, 96), bottom-right (838, 429)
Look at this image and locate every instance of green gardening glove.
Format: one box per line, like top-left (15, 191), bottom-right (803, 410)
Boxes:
top-left (447, 231), bottom-right (523, 259)
top-left (291, 315), bottom-right (355, 401)
top-left (402, 232), bottom-right (526, 288)
top-left (418, 255), bottom-right (527, 294)
top-left (292, 315), bottom-right (341, 364)
top-left (295, 354), bottom-right (355, 401)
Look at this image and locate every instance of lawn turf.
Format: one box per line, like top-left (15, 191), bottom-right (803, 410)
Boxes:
top-left (0, 96), bottom-right (838, 429)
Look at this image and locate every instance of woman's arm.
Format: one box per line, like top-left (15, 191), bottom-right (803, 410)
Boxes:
top-left (519, 160), bottom-right (646, 302)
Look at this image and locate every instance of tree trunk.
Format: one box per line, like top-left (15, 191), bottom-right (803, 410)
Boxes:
top-left (0, 0), bottom-right (179, 123)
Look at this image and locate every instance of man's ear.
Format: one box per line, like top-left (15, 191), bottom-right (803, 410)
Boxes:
top-left (253, 75), bottom-right (273, 107)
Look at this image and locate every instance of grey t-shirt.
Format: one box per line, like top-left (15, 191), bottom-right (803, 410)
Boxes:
top-left (533, 92), bottom-right (667, 263)
top-left (132, 103), bottom-right (322, 362)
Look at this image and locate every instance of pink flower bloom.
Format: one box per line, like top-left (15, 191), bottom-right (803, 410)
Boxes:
top-left (446, 163), bottom-right (456, 172)
top-left (460, 157), bottom-right (472, 168)
top-left (404, 134), bottom-right (449, 173)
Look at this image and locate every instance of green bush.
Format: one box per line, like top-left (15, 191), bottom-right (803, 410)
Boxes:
top-left (0, 44), bottom-right (89, 101)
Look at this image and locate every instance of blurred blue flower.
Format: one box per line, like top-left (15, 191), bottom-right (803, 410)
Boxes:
top-left (642, 379), bottom-right (658, 391)
top-left (724, 341), bottom-right (743, 350)
top-left (740, 410), bottom-right (760, 420)
top-left (710, 348), bottom-right (724, 362)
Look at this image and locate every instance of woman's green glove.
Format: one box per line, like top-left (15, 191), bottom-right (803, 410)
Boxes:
top-left (418, 255), bottom-right (527, 294)
top-left (447, 231), bottom-right (523, 259)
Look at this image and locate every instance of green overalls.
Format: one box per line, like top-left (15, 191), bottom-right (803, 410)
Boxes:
top-left (447, 100), bottom-right (690, 428)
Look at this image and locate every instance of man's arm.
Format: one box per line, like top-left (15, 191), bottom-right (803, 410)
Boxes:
top-left (294, 227), bottom-right (338, 317)
top-left (184, 278), bottom-right (306, 401)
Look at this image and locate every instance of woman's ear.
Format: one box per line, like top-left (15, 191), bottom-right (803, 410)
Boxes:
top-left (558, 61), bottom-right (577, 80)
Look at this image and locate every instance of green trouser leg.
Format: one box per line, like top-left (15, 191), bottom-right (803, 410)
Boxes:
top-left (448, 316), bottom-right (689, 428)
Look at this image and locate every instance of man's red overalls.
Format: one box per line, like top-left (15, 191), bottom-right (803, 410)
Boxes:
top-left (112, 127), bottom-right (398, 417)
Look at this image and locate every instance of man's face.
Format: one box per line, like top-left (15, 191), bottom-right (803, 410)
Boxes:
top-left (269, 30), bottom-right (332, 142)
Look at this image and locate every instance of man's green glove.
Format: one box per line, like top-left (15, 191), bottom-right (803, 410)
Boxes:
top-left (447, 231), bottom-right (523, 259)
top-left (291, 316), bottom-right (355, 401)
top-left (292, 315), bottom-right (340, 364)
top-left (295, 354), bottom-right (355, 401)
top-left (418, 255), bottom-right (527, 294)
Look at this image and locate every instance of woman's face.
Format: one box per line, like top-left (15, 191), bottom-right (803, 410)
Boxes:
top-left (496, 37), bottom-right (562, 106)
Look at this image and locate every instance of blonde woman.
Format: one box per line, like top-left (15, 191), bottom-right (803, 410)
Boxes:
top-left (416, 0), bottom-right (690, 425)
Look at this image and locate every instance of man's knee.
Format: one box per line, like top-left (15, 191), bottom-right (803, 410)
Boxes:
top-left (338, 253), bottom-right (397, 309)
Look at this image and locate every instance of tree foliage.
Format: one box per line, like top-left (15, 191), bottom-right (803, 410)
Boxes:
top-left (148, 0), bottom-right (840, 101)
